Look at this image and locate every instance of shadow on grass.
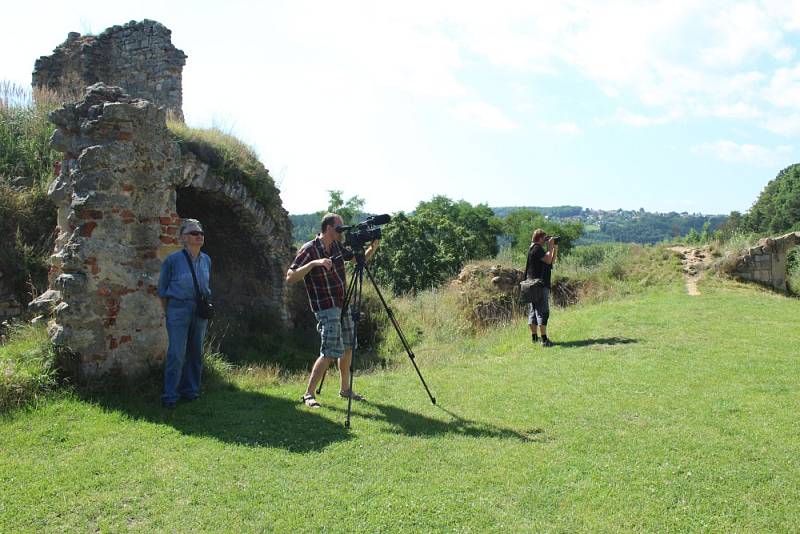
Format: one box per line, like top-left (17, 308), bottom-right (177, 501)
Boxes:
top-left (78, 384), bottom-right (350, 453)
top-left (328, 402), bottom-right (547, 442)
top-left (556, 337), bottom-right (638, 348)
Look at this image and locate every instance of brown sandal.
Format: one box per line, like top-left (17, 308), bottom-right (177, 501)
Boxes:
top-left (339, 390), bottom-right (365, 401)
top-left (301, 394), bottom-right (321, 408)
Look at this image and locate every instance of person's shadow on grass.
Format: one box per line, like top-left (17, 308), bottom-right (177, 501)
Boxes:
top-left (327, 402), bottom-right (548, 442)
top-left (555, 337), bottom-right (638, 348)
top-left (80, 384), bottom-right (350, 453)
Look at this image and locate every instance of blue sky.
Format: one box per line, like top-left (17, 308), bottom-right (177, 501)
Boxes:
top-left (3, 1), bottom-right (799, 215)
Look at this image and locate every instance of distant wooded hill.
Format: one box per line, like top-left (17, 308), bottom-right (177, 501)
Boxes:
top-left (290, 206), bottom-right (726, 246)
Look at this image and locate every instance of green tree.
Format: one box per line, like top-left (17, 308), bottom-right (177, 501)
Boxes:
top-left (326, 190), bottom-right (365, 226)
top-left (715, 210), bottom-right (743, 240)
top-left (415, 196), bottom-right (502, 260)
top-left (699, 220), bottom-right (711, 243)
top-left (501, 208), bottom-right (583, 256)
top-left (371, 213), bottom-right (444, 294)
top-left (744, 164), bottom-right (800, 234)
top-left (371, 196), bottom-right (504, 294)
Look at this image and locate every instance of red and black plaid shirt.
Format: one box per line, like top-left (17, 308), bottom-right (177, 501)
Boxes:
top-left (290, 236), bottom-right (348, 312)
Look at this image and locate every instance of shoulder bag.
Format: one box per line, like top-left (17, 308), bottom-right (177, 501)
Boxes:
top-left (520, 244), bottom-right (545, 304)
top-left (182, 250), bottom-right (214, 319)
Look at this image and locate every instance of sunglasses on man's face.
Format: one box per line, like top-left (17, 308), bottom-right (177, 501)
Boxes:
top-left (185, 231), bottom-right (204, 236)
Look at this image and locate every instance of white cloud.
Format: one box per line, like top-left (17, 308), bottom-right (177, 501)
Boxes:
top-left (763, 114), bottom-right (800, 136)
top-left (765, 65), bottom-right (800, 109)
top-left (406, 1), bottom-right (799, 134)
top-left (692, 140), bottom-right (793, 167)
top-left (711, 102), bottom-right (763, 119)
top-left (598, 108), bottom-right (684, 127)
top-left (450, 101), bottom-right (517, 130)
top-left (700, 2), bottom-right (782, 67)
top-left (550, 122), bottom-right (582, 135)
top-left (764, 0), bottom-right (800, 31)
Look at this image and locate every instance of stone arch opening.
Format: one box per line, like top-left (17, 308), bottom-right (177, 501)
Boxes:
top-left (175, 186), bottom-right (280, 316)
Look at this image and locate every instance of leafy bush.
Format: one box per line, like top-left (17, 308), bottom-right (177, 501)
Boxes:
top-left (0, 323), bottom-right (59, 412)
top-left (372, 197), bottom-right (504, 295)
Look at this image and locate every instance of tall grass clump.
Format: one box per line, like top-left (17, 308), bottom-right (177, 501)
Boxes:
top-left (167, 118), bottom-right (281, 212)
top-left (0, 82), bottom-right (63, 306)
top-left (378, 243), bottom-right (685, 362)
top-left (377, 284), bottom-right (475, 364)
top-left (717, 230), bottom-right (760, 256)
top-left (0, 81), bottom-right (67, 190)
top-left (551, 243), bottom-right (683, 305)
top-left (0, 323), bottom-right (59, 412)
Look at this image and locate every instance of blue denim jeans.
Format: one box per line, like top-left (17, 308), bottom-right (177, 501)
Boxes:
top-left (161, 298), bottom-right (208, 405)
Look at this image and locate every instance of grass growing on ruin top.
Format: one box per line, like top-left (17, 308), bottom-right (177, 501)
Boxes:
top-left (2, 277), bottom-right (799, 531)
top-left (167, 118), bottom-right (282, 212)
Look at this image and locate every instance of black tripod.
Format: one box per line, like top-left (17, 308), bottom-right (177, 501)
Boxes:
top-left (317, 247), bottom-right (436, 428)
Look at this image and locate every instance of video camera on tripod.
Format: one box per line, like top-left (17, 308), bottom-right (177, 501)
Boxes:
top-left (319, 211), bottom-right (436, 428)
top-left (335, 214), bottom-right (391, 250)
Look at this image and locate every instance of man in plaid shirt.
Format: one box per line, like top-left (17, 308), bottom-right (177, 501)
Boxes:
top-left (286, 213), bottom-right (380, 408)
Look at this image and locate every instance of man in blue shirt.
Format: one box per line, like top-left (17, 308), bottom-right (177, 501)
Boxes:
top-left (158, 219), bottom-right (211, 407)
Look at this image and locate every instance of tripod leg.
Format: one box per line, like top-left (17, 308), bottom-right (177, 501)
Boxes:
top-left (363, 264), bottom-right (436, 405)
top-left (317, 271), bottom-right (359, 396)
top-left (344, 263), bottom-right (364, 429)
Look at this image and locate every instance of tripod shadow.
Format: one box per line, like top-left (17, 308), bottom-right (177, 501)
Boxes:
top-left (77, 385), bottom-right (350, 453)
top-left (556, 337), bottom-right (638, 348)
top-left (328, 402), bottom-right (547, 442)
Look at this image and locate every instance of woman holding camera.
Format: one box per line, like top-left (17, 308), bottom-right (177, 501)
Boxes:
top-left (527, 229), bottom-right (557, 347)
top-left (158, 218), bottom-right (212, 408)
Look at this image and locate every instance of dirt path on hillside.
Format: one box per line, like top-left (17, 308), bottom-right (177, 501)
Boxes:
top-left (670, 246), bottom-right (715, 296)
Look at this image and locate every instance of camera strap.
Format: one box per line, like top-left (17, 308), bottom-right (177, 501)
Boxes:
top-left (524, 244), bottom-right (533, 280)
top-left (182, 249), bottom-right (206, 300)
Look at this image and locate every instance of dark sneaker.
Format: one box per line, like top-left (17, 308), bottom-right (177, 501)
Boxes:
top-left (531, 334), bottom-right (539, 343)
top-left (541, 339), bottom-right (554, 347)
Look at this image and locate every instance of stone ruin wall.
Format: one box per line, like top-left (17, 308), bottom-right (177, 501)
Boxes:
top-left (31, 85), bottom-right (181, 375)
top-left (31, 83), bottom-right (295, 377)
top-left (733, 231), bottom-right (800, 292)
top-left (22, 19), bottom-right (296, 378)
top-left (33, 20), bottom-right (187, 121)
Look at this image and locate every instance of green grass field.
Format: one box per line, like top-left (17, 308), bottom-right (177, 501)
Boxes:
top-left (2, 276), bottom-right (799, 532)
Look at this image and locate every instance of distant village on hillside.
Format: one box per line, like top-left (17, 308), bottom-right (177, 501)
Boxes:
top-left (291, 205), bottom-right (728, 246)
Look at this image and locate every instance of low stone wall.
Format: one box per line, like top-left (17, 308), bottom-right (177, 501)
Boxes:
top-left (733, 231), bottom-right (800, 292)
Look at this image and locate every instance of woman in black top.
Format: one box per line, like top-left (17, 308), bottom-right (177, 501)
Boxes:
top-left (526, 229), bottom-right (558, 347)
